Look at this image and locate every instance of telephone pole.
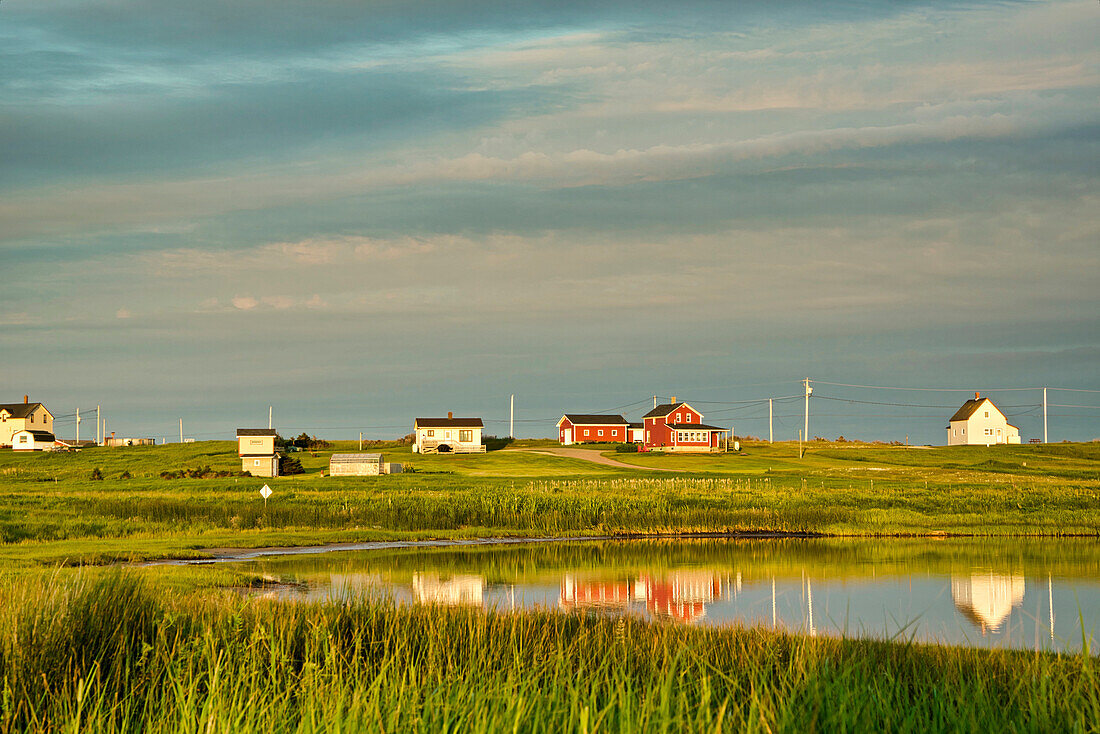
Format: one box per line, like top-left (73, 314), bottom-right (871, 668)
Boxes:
top-left (96, 405), bottom-right (101, 445)
top-left (76, 408), bottom-right (80, 444)
top-left (268, 406), bottom-right (273, 430)
top-left (803, 378), bottom-right (812, 444)
top-left (510, 394), bottom-right (515, 438)
top-left (179, 418), bottom-right (183, 443)
top-left (768, 398), bottom-right (773, 443)
top-left (1043, 387), bottom-right (1048, 443)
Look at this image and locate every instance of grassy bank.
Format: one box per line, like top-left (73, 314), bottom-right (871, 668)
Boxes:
top-left (1, 572), bottom-right (1096, 733)
top-left (1, 441), bottom-right (1098, 566)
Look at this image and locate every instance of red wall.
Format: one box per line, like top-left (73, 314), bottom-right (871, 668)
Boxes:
top-left (560, 419), bottom-right (626, 443)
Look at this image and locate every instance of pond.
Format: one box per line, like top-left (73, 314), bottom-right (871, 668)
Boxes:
top-left (206, 537), bottom-right (1099, 653)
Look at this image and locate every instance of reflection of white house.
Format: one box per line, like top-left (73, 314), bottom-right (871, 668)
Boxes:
top-left (946, 393), bottom-right (1021, 446)
top-left (412, 414), bottom-right (485, 454)
top-left (412, 573), bottom-right (484, 606)
top-left (951, 572), bottom-right (1025, 632)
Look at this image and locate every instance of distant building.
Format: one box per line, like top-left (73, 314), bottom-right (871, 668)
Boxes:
top-left (237, 428), bottom-right (279, 477)
top-left (557, 414), bottom-right (630, 445)
top-left (951, 573), bottom-right (1025, 633)
top-left (1, 397), bottom-right (53, 448)
top-left (946, 393), bottom-right (1021, 446)
top-left (329, 453), bottom-right (398, 476)
top-left (103, 436), bottom-right (155, 447)
top-left (11, 429), bottom-right (56, 451)
top-left (641, 398), bottom-right (729, 452)
top-left (412, 414), bottom-right (484, 454)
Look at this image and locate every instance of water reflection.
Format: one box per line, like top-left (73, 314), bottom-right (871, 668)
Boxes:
top-left (222, 538), bottom-right (1099, 653)
top-left (951, 573), bottom-right (1026, 633)
top-left (560, 572), bottom-right (723, 623)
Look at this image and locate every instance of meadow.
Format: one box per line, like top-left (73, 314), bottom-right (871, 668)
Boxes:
top-left (1, 571), bottom-right (1096, 733)
top-left (0, 440), bottom-right (1098, 566)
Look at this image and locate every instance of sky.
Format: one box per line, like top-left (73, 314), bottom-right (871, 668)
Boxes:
top-left (2, 0), bottom-right (1098, 444)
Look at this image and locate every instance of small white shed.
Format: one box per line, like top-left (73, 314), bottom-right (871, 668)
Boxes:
top-left (12, 430), bottom-right (55, 451)
top-left (329, 453), bottom-right (385, 476)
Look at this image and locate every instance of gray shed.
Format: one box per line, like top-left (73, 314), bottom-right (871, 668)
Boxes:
top-left (329, 453), bottom-right (384, 476)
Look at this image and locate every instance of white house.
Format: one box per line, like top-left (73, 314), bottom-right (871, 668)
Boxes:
top-left (1, 397), bottom-right (54, 448)
top-left (413, 414), bottom-right (484, 454)
top-left (946, 393), bottom-right (1021, 446)
top-left (11, 429), bottom-right (56, 451)
top-left (237, 428), bottom-right (279, 477)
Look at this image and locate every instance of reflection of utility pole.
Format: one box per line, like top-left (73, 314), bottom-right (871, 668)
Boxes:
top-left (772, 576), bottom-right (776, 628)
top-left (807, 576), bottom-right (816, 637)
top-left (1048, 573), bottom-right (1055, 643)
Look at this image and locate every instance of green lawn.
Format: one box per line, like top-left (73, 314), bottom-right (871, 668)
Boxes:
top-left (0, 440), bottom-right (1097, 567)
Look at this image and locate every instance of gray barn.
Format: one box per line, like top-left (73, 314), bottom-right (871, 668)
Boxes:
top-left (329, 453), bottom-right (384, 476)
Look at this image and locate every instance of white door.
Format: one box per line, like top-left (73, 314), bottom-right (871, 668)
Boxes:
top-left (563, 429), bottom-right (572, 445)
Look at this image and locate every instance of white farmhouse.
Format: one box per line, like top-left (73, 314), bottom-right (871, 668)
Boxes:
top-left (946, 393), bottom-right (1021, 446)
top-left (11, 429), bottom-right (56, 451)
top-left (412, 414), bottom-right (484, 454)
top-left (1, 397), bottom-right (53, 448)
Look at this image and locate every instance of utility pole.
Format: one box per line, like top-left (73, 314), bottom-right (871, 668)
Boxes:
top-left (769, 398), bottom-right (773, 443)
top-left (268, 406), bottom-right (273, 430)
top-left (359, 432), bottom-right (363, 451)
top-left (510, 394), bottom-right (515, 439)
top-left (1043, 387), bottom-right (1048, 443)
top-left (179, 418), bottom-right (183, 443)
top-left (76, 408), bottom-right (80, 444)
top-left (97, 405), bottom-right (101, 445)
top-left (803, 378), bottom-right (812, 444)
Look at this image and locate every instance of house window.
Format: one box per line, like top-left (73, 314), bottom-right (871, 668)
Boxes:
top-left (996, 428), bottom-right (1001, 435)
top-left (583, 429), bottom-right (590, 437)
top-left (446, 431), bottom-right (452, 439)
top-left (459, 430), bottom-right (472, 442)
top-left (646, 431), bottom-right (650, 441)
top-left (254, 460), bottom-right (261, 466)
top-left (427, 430), bottom-right (434, 437)
top-left (984, 411), bottom-right (989, 418)
top-left (598, 430), bottom-right (604, 437)
top-left (19, 435), bottom-right (28, 443)
top-left (962, 428), bottom-right (966, 434)
top-left (29, 415), bottom-right (33, 423)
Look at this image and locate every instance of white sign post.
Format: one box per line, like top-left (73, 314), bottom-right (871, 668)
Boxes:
top-left (260, 484), bottom-right (272, 508)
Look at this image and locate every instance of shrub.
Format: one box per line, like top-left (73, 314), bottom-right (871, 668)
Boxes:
top-left (119, 470), bottom-right (131, 479)
top-left (615, 443), bottom-right (639, 453)
top-left (484, 435), bottom-right (515, 451)
top-left (279, 455), bottom-right (304, 475)
top-left (89, 467), bottom-right (103, 481)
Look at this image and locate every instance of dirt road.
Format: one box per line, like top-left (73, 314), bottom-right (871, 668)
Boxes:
top-left (508, 447), bottom-right (679, 471)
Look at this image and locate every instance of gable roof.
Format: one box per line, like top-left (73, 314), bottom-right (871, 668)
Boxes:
top-left (560, 414), bottom-right (628, 426)
top-left (643, 402), bottom-right (701, 419)
top-left (0, 402), bottom-right (48, 420)
top-left (330, 453), bottom-right (383, 463)
top-left (237, 428), bottom-right (277, 437)
top-left (415, 418), bottom-right (483, 428)
top-left (948, 398), bottom-right (998, 423)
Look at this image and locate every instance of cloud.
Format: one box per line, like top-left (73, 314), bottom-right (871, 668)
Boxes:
top-left (231, 296), bottom-right (258, 310)
top-left (115, 308), bottom-right (131, 319)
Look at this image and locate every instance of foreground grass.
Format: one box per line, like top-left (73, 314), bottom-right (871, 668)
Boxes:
top-left (1, 572), bottom-right (1097, 733)
top-left (1, 441), bottom-right (1098, 566)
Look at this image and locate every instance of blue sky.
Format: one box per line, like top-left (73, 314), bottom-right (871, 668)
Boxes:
top-left (2, 0), bottom-right (1097, 443)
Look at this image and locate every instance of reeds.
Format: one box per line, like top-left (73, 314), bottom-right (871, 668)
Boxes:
top-left (1, 572), bottom-right (1096, 732)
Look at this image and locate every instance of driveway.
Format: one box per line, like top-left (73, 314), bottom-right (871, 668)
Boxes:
top-left (507, 447), bottom-right (679, 471)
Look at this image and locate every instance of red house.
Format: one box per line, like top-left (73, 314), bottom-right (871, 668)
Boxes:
top-left (557, 414), bottom-right (629, 445)
top-left (642, 398), bottom-right (729, 452)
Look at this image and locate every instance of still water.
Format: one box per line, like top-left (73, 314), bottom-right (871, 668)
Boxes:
top-left (216, 537), bottom-right (1099, 653)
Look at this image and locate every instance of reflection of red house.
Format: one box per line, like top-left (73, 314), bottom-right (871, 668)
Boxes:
top-left (560, 575), bottom-right (634, 609)
top-left (642, 572), bottom-right (722, 624)
top-left (642, 399), bottom-right (729, 452)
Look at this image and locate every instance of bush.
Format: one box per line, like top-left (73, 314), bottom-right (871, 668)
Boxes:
top-left (615, 443), bottom-right (639, 453)
top-left (279, 455), bottom-right (304, 475)
top-left (484, 435), bottom-right (515, 451)
top-left (119, 470), bottom-right (131, 479)
top-left (89, 467), bottom-right (103, 480)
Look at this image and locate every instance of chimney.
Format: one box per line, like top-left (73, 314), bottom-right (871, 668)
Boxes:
top-left (448, 411), bottom-right (453, 419)
top-left (975, 392), bottom-right (980, 400)
top-left (24, 395), bottom-right (28, 404)
top-left (670, 396), bottom-right (677, 404)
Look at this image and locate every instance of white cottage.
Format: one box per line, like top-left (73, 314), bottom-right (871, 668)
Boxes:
top-left (11, 429), bottom-right (56, 451)
top-left (946, 393), bottom-right (1021, 446)
top-left (412, 414), bottom-right (484, 454)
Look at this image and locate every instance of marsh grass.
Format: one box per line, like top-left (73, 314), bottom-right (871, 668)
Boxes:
top-left (1, 572), bottom-right (1097, 732)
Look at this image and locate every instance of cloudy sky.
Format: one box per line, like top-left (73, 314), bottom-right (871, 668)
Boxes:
top-left (2, 0), bottom-right (1098, 443)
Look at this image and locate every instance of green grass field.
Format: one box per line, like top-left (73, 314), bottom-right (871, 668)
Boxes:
top-left (0, 440), bottom-right (1098, 567)
top-left (2, 571), bottom-right (1096, 733)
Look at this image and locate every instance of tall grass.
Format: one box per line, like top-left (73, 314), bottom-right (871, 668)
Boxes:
top-left (1, 572), bottom-right (1097, 732)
